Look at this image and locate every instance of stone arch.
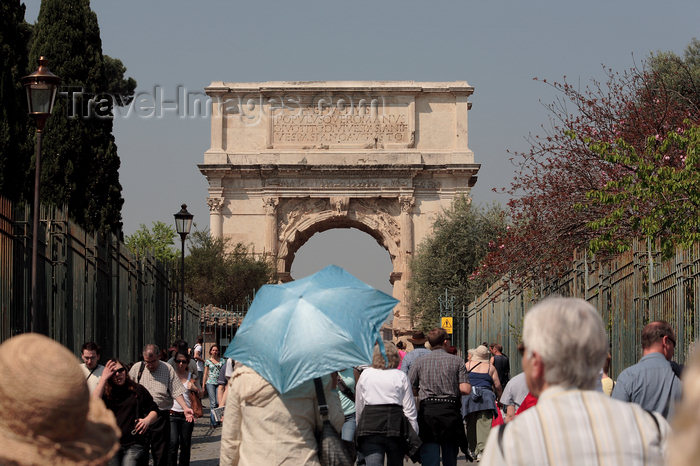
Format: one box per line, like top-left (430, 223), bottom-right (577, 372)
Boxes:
top-left (277, 204), bottom-right (401, 277)
top-left (199, 81), bottom-right (481, 334)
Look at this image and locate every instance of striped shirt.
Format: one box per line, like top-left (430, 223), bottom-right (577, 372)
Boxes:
top-left (129, 361), bottom-right (186, 411)
top-left (482, 386), bottom-right (669, 466)
top-left (408, 348), bottom-right (470, 401)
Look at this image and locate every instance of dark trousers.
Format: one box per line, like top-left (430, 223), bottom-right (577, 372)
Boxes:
top-left (358, 436), bottom-right (405, 466)
top-left (150, 410), bottom-right (170, 466)
top-left (109, 443), bottom-right (148, 466)
top-left (169, 412), bottom-right (194, 465)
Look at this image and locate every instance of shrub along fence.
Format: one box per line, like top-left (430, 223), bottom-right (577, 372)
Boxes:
top-left (466, 240), bottom-right (700, 377)
top-left (0, 197), bottom-right (201, 363)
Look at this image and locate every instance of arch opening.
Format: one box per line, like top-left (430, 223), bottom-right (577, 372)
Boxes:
top-left (290, 227), bottom-right (394, 295)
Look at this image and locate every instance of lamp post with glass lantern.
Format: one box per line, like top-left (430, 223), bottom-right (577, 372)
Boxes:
top-left (174, 204), bottom-right (193, 339)
top-left (22, 57), bottom-right (60, 333)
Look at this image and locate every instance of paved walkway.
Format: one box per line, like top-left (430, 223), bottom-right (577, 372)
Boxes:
top-left (190, 398), bottom-right (221, 465)
top-left (190, 399), bottom-right (475, 465)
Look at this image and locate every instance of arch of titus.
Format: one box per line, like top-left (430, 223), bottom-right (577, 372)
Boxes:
top-left (199, 81), bottom-right (479, 334)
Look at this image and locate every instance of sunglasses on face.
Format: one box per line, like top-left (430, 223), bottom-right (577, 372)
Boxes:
top-left (176, 360), bottom-right (188, 364)
top-left (113, 368), bottom-right (125, 374)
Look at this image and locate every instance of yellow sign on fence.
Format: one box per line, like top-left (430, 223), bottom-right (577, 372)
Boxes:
top-left (441, 317), bottom-right (453, 334)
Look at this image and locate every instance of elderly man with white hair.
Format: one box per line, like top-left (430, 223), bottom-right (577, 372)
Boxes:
top-left (481, 297), bottom-right (670, 466)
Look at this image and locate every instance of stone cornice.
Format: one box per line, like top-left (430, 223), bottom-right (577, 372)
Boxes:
top-left (206, 81), bottom-right (474, 96)
top-left (198, 163), bottom-right (480, 175)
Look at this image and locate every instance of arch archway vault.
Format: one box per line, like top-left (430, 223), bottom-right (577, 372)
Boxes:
top-left (199, 81), bottom-right (479, 334)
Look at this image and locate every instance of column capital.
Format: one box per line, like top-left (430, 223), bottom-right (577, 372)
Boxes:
top-left (399, 196), bottom-right (415, 213)
top-left (262, 196), bottom-right (279, 214)
top-left (207, 197), bottom-right (225, 213)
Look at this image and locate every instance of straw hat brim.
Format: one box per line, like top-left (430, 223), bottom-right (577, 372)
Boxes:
top-left (0, 395), bottom-right (120, 465)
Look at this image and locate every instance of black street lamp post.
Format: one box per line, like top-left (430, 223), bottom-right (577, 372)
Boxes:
top-left (22, 57), bottom-right (60, 333)
top-left (174, 204), bottom-right (193, 339)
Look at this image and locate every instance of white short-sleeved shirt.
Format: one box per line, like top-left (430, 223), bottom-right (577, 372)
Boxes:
top-left (80, 363), bottom-right (104, 393)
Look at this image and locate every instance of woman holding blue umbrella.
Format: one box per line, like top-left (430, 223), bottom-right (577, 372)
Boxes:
top-left (219, 364), bottom-right (344, 465)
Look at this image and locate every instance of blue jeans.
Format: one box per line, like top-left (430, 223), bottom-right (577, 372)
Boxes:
top-left (358, 436), bottom-right (405, 466)
top-left (420, 442), bottom-right (458, 466)
top-left (341, 412), bottom-right (356, 442)
top-left (169, 412), bottom-right (194, 465)
top-left (109, 443), bottom-right (148, 466)
top-left (206, 383), bottom-right (219, 426)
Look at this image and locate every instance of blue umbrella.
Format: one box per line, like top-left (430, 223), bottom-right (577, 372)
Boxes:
top-left (224, 265), bottom-right (398, 393)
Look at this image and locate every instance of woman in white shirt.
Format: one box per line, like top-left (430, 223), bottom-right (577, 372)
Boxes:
top-left (355, 341), bottom-right (420, 466)
top-left (170, 352), bottom-right (200, 465)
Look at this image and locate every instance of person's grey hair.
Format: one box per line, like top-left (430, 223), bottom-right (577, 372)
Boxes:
top-left (372, 341), bottom-right (400, 369)
top-left (523, 297), bottom-right (608, 389)
top-left (143, 344), bottom-right (160, 358)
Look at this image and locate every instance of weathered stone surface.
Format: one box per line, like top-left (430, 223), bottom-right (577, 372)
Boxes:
top-left (199, 81), bottom-right (480, 333)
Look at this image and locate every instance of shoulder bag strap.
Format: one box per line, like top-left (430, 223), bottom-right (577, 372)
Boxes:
top-left (467, 361), bottom-right (482, 373)
top-left (137, 361), bottom-right (146, 384)
top-left (313, 377), bottom-right (329, 420)
top-left (497, 422), bottom-right (507, 455)
top-left (336, 373), bottom-right (355, 403)
top-left (86, 365), bottom-right (98, 380)
top-left (645, 409), bottom-right (661, 443)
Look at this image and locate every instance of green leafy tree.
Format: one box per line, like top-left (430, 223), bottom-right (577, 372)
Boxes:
top-left (0, 0), bottom-right (32, 199)
top-left (185, 230), bottom-right (275, 306)
top-left (584, 124), bottom-right (700, 257)
top-left (648, 38), bottom-right (700, 110)
top-left (28, 0), bottom-right (136, 233)
top-left (125, 221), bottom-right (178, 263)
top-left (408, 198), bottom-right (508, 329)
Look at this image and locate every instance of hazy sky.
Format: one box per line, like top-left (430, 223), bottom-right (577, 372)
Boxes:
top-left (24, 0), bottom-right (699, 294)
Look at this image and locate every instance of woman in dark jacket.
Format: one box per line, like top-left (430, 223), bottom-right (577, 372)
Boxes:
top-left (94, 359), bottom-right (159, 466)
top-left (355, 341), bottom-right (420, 466)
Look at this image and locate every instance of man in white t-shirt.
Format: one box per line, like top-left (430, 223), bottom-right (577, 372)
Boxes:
top-left (79, 341), bottom-right (104, 393)
top-left (193, 336), bottom-right (205, 388)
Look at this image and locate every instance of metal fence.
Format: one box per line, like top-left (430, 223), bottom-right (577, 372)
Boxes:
top-left (466, 240), bottom-right (700, 377)
top-left (0, 197), bottom-right (202, 363)
top-left (198, 303), bottom-right (250, 355)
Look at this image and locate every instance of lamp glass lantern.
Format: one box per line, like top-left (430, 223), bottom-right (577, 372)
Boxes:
top-left (22, 57), bottom-right (61, 128)
top-left (174, 204), bottom-right (194, 239)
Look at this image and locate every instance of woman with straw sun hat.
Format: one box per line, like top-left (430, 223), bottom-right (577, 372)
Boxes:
top-left (0, 333), bottom-right (120, 465)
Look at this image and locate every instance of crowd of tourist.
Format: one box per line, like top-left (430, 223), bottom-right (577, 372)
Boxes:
top-left (0, 294), bottom-right (696, 465)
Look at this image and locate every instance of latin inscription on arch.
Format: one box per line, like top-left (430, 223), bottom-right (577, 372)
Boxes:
top-left (271, 103), bottom-right (411, 147)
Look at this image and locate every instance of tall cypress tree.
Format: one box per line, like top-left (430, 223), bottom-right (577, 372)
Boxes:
top-left (0, 0), bottom-right (32, 200)
top-left (28, 0), bottom-right (134, 233)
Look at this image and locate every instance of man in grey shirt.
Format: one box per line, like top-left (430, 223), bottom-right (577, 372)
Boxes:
top-left (612, 321), bottom-right (682, 420)
top-left (500, 372), bottom-right (529, 423)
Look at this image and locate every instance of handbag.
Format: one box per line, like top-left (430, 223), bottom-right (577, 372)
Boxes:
top-left (190, 389), bottom-right (203, 418)
top-left (186, 373), bottom-right (203, 418)
top-left (313, 378), bottom-right (353, 466)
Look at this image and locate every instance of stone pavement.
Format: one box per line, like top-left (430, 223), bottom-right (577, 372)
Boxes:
top-left (190, 397), bottom-right (221, 465)
top-left (190, 398), bottom-right (475, 465)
